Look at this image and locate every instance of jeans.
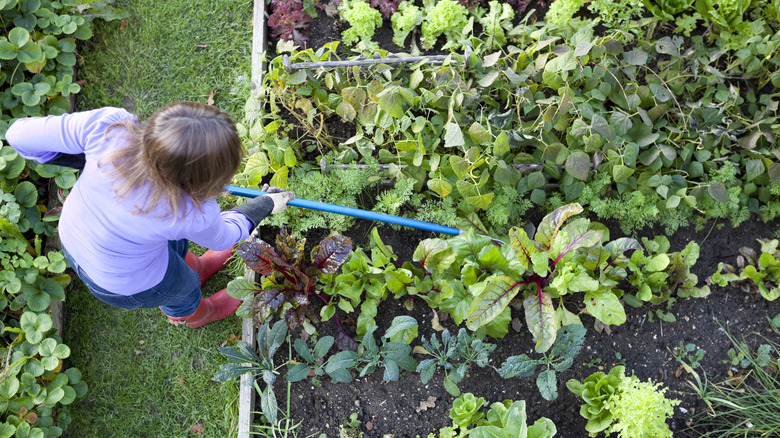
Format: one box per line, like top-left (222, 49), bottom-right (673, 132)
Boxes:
top-left (62, 239), bottom-right (201, 317)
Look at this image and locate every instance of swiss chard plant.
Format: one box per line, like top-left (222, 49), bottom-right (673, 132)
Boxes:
top-left (496, 324), bottom-right (586, 400)
top-left (320, 228), bottom-right (414, 339)
top-left (411, 203), bottom-right (640, 352)
top-left (228, 226), bottom-right (352, 332)
top-left (710, 238), bottom-right (780, 301)
top-left (213, 320), bottom-right (288, 424)
top-left (416, 328), bottom-right (496, 396)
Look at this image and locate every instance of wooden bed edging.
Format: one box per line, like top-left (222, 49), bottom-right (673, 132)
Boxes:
top-left (238, 0), bottom-right (267, 436)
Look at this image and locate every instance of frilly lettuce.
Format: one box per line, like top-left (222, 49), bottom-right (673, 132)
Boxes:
top-left (420, 0), bottom-right (469, 50)
top-left (339, 0), bottom-right (382, 49)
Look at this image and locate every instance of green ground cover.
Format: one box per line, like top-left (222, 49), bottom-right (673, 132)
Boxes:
top-left (63, 0), bottom-right (254, 436)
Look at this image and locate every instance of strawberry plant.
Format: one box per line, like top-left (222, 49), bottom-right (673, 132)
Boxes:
top-left (227, 226), bottom-right (352, 331)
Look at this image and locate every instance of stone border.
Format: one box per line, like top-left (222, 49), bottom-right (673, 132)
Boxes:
top-left (238, 0), bottom-right (267, 436)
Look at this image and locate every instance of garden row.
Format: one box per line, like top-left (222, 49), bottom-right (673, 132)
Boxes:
top-left (219, 0), bottom-right (780, 435)
top-left (0, 2), bottom-right (125, 437)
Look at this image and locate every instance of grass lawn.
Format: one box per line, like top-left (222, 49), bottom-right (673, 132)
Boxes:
top-left (63, 0), bottom-right (254, 436)
top-left (63, 273), bottom-right (243, 438)
top-left (76, 0), bottom-right (253, 119)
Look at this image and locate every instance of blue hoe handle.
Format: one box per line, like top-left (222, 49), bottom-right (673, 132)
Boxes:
top-left (225, 185), bottom-right (464, 236)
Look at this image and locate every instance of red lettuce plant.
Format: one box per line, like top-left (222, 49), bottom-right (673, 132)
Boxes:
top-left (229, 226), bottom-right (352, 332)
top-left (268, 0), bottom-right (314, 47)
top-left (370, 0), bottom-right (401, 18)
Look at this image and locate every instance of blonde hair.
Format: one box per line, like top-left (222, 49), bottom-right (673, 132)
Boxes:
top-left (101, 102), bottom-right (243, 218)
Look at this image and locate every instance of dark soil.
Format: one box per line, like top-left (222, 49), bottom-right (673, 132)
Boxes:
top-left (258, 214), bottom-right (780, 437)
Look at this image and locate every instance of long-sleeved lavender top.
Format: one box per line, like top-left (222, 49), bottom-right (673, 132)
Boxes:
top-left (6, 107), bottom-right (253, 295)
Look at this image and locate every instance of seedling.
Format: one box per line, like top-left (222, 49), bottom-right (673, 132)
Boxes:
top-left (416, 328), bottom-right (496, 396)
top-left (497, 324), bottom-right (586, 400)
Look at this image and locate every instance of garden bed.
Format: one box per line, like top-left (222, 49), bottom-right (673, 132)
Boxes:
top-left (256, 215), bottom-right (780, 437)
top-left (230, 0), bottom-right (780, 436)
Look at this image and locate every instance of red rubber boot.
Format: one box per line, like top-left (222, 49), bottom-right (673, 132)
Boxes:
top-left (165, 289), bottom-right (241, 328)
top-left (185, 249), bottom-right (234, 287)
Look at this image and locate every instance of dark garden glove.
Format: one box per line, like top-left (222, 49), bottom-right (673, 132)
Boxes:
top-left (230, 184), bottom-right (295, 228)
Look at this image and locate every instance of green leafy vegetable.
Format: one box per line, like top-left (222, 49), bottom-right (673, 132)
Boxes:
top-left (566, 365), bottom-right (623, 434)
top-left (391, 1), bottom-right (423, 47)
top-left (497, 324), bottom-right (586, 400)
top-left (339, 0), bottom-right (383, 49)
top-left (710, 239), bottom-right (780, 301)
top-left (644, 0), bottom-right (695, 20)
top-left (416, 328), bottom-right (496, 396)
top-left (420, 0), bottom-right (469, 50)
top-left (449, 393), bottom-right (485, 427)
top-left (569, 365), bottom-right (680, 438)
top-left (213, 320), bottom-right (288, 424)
